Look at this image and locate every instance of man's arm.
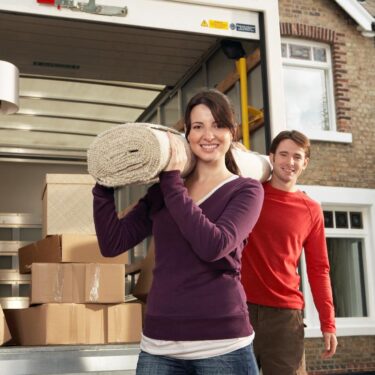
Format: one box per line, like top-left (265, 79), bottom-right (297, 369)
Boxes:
top-left (304, 202), bottom-right (337, 358)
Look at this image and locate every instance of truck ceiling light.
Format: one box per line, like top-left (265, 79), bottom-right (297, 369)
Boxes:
top-left (0, 61), bottom-right (19, 115)
top-left (220, 39), bottom-right (246, 60)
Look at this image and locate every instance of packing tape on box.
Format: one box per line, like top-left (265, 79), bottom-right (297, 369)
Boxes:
top-left (71, 304), bottom-right (79, 343)
top-left (89, 264), bottom-right (100, 302)
top-left (53, 264), bottom-right (64, 302)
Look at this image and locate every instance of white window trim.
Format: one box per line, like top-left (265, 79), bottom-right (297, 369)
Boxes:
top-left (302, 129), bottom-right (352, 143)
top-left (297, 185), bottom-right (375, 337)
top-left (282, 38), bottom-right (353, 144)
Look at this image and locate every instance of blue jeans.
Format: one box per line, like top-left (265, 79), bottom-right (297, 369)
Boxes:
top-left (136, 344), bottom-right (259, 375)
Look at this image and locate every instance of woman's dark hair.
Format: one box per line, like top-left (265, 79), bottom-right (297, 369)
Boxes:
top-left (270, 130), bottom-right (311, 158)
top-left (184, 89), bottom-right (240, 175)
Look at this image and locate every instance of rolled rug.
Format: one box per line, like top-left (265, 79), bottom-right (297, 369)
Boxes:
top-left (88, 122), bottom-right (271, 187)
top-left (232, 143), bottom-right (272, 182)
top-left (87, 123), bottom-right (195, 187)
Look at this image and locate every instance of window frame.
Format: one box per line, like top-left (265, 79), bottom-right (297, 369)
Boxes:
top-left (324, 208), bottom-right (369, 318)
top-left (281, 38), bottom-right (352, 144)
top-left (297, 185), bottom-right (375, 337)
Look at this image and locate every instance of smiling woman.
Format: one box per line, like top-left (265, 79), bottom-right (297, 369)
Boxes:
top-left (184, 90), bottom-right (240, 177)
top-left (187, 104), bottom-right (233, 163)
top-left (93, 89), bottom-right (264, 375)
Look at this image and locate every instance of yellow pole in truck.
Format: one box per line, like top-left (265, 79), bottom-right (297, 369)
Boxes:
top-left (221, 39), bottom-right (251, 150)
top-left (236, 57), bottom-right (250, 150)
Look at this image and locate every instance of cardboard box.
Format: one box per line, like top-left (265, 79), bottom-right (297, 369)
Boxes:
top-left (31, 263), bottom-right (125, 304)
top-left (4, 303), bottom-right (142, 345)
top-left (4, 304), bottom-right (104, 345)
top-left (107, 303), bottom-right (142, 343)
top-left (42, 174), bottom-right (96, 237)
top-left (0, 306), bottom-right (11, 345)
top-left (18, 234), bottom-right (128, 274)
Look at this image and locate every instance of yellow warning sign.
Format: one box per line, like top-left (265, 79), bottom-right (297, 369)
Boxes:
top-left (208, 19), bottom-right (228, 30)
top-left (201, 20), bottom-right (208, 27)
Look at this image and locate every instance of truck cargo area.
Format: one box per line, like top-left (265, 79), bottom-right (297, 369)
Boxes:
top-left (0, 1), bottom-right (284, 374)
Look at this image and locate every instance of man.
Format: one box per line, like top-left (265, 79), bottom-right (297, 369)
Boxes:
top-left (241, 130), bottom-right (337, 374)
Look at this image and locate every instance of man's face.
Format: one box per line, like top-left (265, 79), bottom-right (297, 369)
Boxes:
top-left (269, 139), bottom-right (309, 187)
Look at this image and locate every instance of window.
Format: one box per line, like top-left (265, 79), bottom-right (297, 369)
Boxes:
top-left (281, 39), bottom-right (337, 137)
top-left (298, 185), bottom-right (375, 337)
top-left (324, 210), bottom-right (367, 318)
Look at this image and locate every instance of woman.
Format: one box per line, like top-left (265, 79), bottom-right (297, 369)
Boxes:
top-left (93, 89), bottom-right (264, 374)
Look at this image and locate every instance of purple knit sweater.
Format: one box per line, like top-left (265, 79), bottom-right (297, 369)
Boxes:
top-left (93, 170), bottom-right (264, 341)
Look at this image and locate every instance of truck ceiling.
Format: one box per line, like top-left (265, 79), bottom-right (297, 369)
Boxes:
top-left (0, 0), bottom-right (285, 162)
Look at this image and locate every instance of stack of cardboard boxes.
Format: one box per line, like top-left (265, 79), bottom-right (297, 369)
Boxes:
top-left (4, 174), bottom-right (142, 346)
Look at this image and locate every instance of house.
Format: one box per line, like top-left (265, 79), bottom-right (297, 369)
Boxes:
top-left (278, 0), bottom-right (375, 373)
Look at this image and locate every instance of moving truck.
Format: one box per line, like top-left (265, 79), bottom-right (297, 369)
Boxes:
top-left (0, 0), bottom-right (285, 373)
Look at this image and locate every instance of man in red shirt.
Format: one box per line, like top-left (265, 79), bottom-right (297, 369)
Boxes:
top-left (241, 130), bottom-right (337, 374)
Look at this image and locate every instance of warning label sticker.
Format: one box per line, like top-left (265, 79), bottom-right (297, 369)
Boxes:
top-left (208, 19), bottom-right (228, 30)
top-left (201, 20), bottom-right (255, 33)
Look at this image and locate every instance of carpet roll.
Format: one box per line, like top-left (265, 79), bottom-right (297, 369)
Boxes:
top-left (87, 123), bottom-right (195, 187)
top-left (232, 143), bottom-right (271, 182)
top-left (87, 123), bottom-right (271, 187)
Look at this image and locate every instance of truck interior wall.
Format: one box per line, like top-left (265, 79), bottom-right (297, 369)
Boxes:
top-left (248, 65), bottom-right (266, 154)
top-left (0, 162), bottom-right (87, 217)
top-left (180, 68), bottom-right (206, 112)
top-left (248, 65), bottom-right (264, 111)
top-left (156, 40), bottom-right (266, 154)
top-left (250, 128), bottom-right (267, 154)
top-left (206, 49), bottom-right (237, 89)
top-left (161, 93), bottom-right (180, 128)
top-left (149, 112), bottom-right (159, 124)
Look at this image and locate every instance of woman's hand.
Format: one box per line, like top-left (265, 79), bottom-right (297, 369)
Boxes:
top-left (165, 132), bottom-right (187, 173)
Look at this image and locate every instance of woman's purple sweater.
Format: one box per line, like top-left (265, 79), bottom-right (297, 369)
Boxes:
top-left (93, 170), bottom-right (264, 341)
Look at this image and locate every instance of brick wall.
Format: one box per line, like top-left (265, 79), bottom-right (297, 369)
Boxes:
top-left (305, 336), bottom-right (375, 374)
top-left (278, 0), bottom-right (375, 189)
top-left (278, 0), bottom-right (375, 373)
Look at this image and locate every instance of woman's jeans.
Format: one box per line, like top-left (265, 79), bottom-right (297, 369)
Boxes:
top-left (136, 344), bottom-right (259, 375)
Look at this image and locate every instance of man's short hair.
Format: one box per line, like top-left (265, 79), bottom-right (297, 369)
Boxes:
top-left (270, 130), bottom-right (311, 158)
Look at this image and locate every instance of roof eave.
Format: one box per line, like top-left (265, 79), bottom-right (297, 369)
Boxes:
top-left (334, 0), bottom-right (375, 37)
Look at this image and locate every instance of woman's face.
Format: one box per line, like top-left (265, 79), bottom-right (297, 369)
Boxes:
top-left (187, 104), bottom-right (232, 163)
